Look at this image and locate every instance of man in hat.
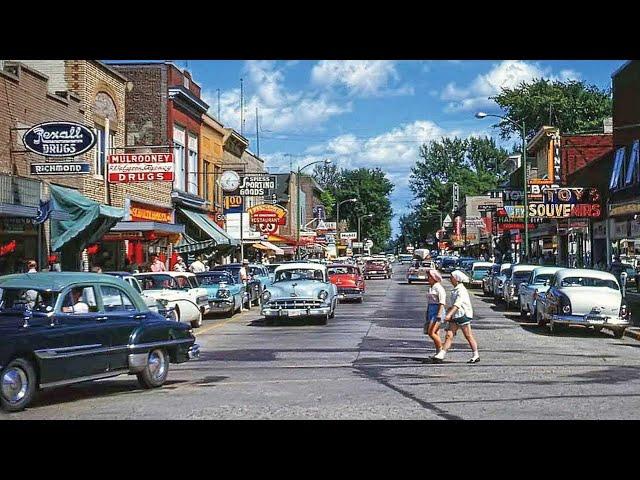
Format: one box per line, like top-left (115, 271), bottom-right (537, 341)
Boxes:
top-left (189, 256), bottom-right (206, 273)
top-left (174, 256), bottom-right (188, 272)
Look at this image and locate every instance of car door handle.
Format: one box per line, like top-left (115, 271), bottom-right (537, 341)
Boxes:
top-left (96, 316), bottom-right (108, 322)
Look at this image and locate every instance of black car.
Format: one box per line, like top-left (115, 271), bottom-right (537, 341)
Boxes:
top-left (0, 272), bottom-right (198, 412)
top-left (211, 263), bottom-right (261, 308)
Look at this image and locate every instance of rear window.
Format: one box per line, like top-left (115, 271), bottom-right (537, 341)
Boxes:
top-left (328, 266), bottom-right (358, 275)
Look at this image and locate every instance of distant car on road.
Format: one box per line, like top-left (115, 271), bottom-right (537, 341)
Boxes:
top-left (328, 264), bottom-right (365, 302)
top-left (398, 254), bottom-right (413, 265)
top-left (211, 263), bottom-right (261, 308)
top-left (535, 268), bottom-right (631, 337)
top-left (407, 259), bottom-right (434, 284)
top-left (466, 262), bottom-right (494, 288)
top-left (0, 272), bottom-right (198, 412)
top-left (363, 259), bottom-right (392, 280)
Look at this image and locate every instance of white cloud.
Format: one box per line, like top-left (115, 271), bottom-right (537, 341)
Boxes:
top-left (311, 60), bottom-right (413, 97)
top-left (201, 60), bottom-right (351, 134)
top-left (441, 60), bottom-right (584, 113)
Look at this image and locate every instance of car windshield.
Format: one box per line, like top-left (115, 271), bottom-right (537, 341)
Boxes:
top-left (137, 275), bottom-right (179, 290)
top-left (367, 260), bottom-right (386, 266)
top-left (0, 288), bottom-right (58, 314)
top-left (533, 273), bottom-right (554, 284)
top-left (197, 273), bottom-right (234, 285)
top-left (328, 266), bottom-right (358, 275)
top-left (212, 267), bottom-right (241, 282)
top-left (274, 269), bottom-right (324, 282)
top-left (560, 276), bottom-right (619, 290)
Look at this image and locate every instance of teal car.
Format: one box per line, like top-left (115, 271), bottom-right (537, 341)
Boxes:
top-left (195, 271), bottom-right (244, 317)
top-left (468, 262), bottom-right (495, 288)
top-left (249, 264), bottom-right (272, 290)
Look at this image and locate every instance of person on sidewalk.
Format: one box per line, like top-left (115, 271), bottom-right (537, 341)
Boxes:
top-left (432, 270), bottom-right (480, 364)
top-left (150, 255), bottom-right (166, 272)
top-left (425, 269), bottom-right (447, 360)
top-left (26, 260), bottom-right (37, 273)
top-left (189, 256), bottom-right (206, 273)
top-left (173, 256), bottom-right (188, 272)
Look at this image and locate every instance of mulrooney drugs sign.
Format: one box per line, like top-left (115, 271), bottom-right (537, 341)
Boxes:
top-left (107, 153), bottom-right (174, 183)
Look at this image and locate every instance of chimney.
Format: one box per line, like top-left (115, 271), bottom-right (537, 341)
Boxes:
top-left (604, 117), bottom-right (613, 134)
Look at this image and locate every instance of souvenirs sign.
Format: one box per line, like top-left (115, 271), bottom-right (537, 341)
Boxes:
top-left (528, 187), bottom-right (602, 219)
top-left (107, 153), bottom-right (174, 183)
top-left (23, 122), bottom-right (96, 157)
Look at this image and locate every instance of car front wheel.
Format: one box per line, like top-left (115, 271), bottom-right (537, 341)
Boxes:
top-left (1, 358), bottom-right (37, 412)
top-left (190, 312), bottom-right (203, 329)
top-left (137, 349), bottom-right (169, 389)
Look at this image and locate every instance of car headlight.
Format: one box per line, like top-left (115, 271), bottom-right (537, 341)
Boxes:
top-left (217, 289), bottom-right (230, 299)
top-left (318, 290), bottom-right (329, 300)
top-left (262, 290), bottom-right (271, 302)
top-left (562, 305), bottom-right (571, 314)
top-left (158, 298), bottom-right (169, 307)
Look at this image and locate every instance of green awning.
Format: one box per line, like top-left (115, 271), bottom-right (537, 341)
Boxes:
top-left (177, 207), bottom-right (239, 247)
top-left (174, 233), bottom-right (216, 254)
top-left (50, 184), bottom-right (124, 252)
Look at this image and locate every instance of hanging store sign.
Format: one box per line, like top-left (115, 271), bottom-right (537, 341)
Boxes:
top-left (129, 202), bottom-right (173, 223)
top-left (223, 195), bottom-right (243, 214)
top-left (107, 153), bottom-right (174, 183)
top-left (340, 232), bottom-right (357, 240)
top-left (239, 175), bottom-right (277, 196)
top-left (502, 190), bottom-right (525, 203)
top-left (528, 183), bottom-right (560, 201)
top-left (497, 222), bottom-right (538, 231)
top-left (324, 222), bottom-right (337, 230)
top-left (247, 204), bottom-right (287, 225)
top-left (30, 162), bottom-right (90, 175)
top-left (609, 202), bottom-right (640, 217)
top-left (528, 203), bottom-right (601, 218)
top-left (102, 232), bottom-right (145, 241)
top-left (23, 122), bottom-right (96, 157)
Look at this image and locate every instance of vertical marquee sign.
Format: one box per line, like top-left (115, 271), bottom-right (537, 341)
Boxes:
top-left (107, 153), bottom-right (174, 183)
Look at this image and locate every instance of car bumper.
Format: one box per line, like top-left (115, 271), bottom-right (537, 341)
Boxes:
top-left (261, 306), bottom-right (332, 317)
top-left (365, 271), bottom-right (388, 277)
top-left (407, 274), bottom-right (428, 281)
top-left (551, 314), bottom-right (630, 327)
top-left (208, 299), bottom-right (234, 312)
top-left (337, 290), bottom-right (364, 300)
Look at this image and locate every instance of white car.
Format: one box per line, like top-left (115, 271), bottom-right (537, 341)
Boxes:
top-left (518, 266), bottom-right (563, 319)
top-left (135, 272), bottom-right (210, 328)
top-left (503, 265), bottom-right (537, 310)
top-left (535, 269), bottom-right (631, 337)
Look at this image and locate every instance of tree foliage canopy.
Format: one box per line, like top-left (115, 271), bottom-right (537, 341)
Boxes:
top-left (491, 79), bottom-right (612, 140)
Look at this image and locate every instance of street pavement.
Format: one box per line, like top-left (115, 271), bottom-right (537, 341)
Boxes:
top-left (5, 264), bottom-right (640, 420)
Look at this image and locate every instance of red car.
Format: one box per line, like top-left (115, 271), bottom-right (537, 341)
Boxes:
top-left (363, 259), bottom-right (392, 280)
top-left (328, 264), bottom-right (366, 303)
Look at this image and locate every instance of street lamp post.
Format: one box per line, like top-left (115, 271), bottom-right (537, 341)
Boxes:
top-left (358, 213), bottom-right (373, 253)
top-left (296, 158), bottom-right (332, 260)
top-left (337, 198), bottom-right (357, 230)
top-left (476, 112), bottom-right (529, 259)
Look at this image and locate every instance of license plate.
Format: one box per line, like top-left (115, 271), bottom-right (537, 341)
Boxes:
top-left (418, 276), bottom-right (426, 279)
top-left (284, 310), bottom-right (304, 317)
top-left (585, 315), bottom-right (606, 323)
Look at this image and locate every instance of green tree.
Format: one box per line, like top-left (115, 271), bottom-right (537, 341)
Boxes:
top-left (319, 189), bottom-right (335, 219)
top-left (492, 79), bottom-right (612, 140)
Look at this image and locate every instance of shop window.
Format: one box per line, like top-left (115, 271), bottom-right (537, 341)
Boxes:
top-left (624, 141), bottom-right (639, 186)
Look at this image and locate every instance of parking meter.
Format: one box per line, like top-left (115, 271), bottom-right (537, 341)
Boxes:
top-left (621, 271), bottom-right (628, 299)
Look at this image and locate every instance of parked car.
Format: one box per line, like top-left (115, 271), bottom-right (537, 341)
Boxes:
top-left (134, 272), bottom-right (209, 328)
top-left (503, 265), bottom-right (537, 310)
top-left (467, 262), bottom-right (494, 288)
top-left (492, 263), bottom-right (512, 301)
top-left (195, 271), bottom-right (244, 317)
top-left (248, 264), bottom-right (272, 289)
top-left (518, 266), bottom-right (563, 319)
top-left (535, 269), bottom-right (631, 337)
top-left (211, 263), bottom-right (261, 308)
top-left (407, 259), bottom-right (434, 284)
top-left (363, 259), bottom-right (392, 280)
top-left (0, 272), bottom-right (198, 412)
top-left (328, 264), bottom-right (365, 302)
top-left (482, 264), bottom-right (501, 295)
top-left (260, 263), bottom-right (338, 324)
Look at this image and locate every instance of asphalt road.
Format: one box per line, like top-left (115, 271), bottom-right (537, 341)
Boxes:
top-left (5, 264), bottom-right (640, 420)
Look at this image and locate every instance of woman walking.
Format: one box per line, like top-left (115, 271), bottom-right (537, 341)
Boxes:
top-left (432, 270), bottom-right (480, 364)
top-left (425, 269), bottom-right (447, 360)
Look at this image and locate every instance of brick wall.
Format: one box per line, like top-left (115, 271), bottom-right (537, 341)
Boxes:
top-left (561, 134), bottom-right (613, 185)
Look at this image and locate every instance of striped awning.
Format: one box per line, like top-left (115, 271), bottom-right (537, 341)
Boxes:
top-left (252, 241), bottom-right (285, 255)
top-left (174, 233), bottom-right (216, 254)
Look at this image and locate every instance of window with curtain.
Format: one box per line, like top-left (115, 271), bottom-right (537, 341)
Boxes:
top-left (188, 133), bottom-right (198, 196)
top-left (173, 125), bottom-right (186, 191)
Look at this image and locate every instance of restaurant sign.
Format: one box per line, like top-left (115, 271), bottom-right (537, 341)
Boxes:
top-left (247, 204), bottom-right (287, 226)
top-left (23, 122), bottom-right (96, 157)
top-left (107, 153), bottom-right (174, 183)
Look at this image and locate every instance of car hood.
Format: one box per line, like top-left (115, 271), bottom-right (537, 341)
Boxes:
top-left (562, 287), bottom-right (621, 316)
top-left (267, 281), bottom-right (330, 300)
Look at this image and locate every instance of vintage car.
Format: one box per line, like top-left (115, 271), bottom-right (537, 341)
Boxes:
top-left (328, 263), bottom-right (365, 302)
top-left (440, 256), bottom-right (458, 273)
top-left (482, 264), bottom-right (501, 295)
top-left (134, 272), bottom-right (209, 328)
top-left (248, 264), bottom-right (272, 289)
top-left (517, 266), bottom-right (563, 319)
top-left (104, 272), bottom-right (176, 321)
top-left (503, 265), bottom-right (537, 309)
top-left (466, 262), bottom-right (494, 288)
top-left (211, 264), bottom-right (261, 308)
top-left (407, 259), bottom-right (434, 283)
top-left (535, 269), bottom-right (631, 337)
top-left (195, 271), bottom-right (244, 317)
top-left (492, 263), bottom-right (512, 300)
top-left (260, 263), bottom-right (338, 324)
top-left (363, 259), bottom-right (392, 280)
top-left (0, 272), bottom-right (198, 412)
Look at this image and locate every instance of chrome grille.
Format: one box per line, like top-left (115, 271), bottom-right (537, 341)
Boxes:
top-left (339, 288), bottom-right (362, 295)
top-left (269, 299), bottom-right (323, 309)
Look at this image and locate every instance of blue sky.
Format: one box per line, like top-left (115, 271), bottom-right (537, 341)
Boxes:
top-left (115, 60), bottom-right (625, 235)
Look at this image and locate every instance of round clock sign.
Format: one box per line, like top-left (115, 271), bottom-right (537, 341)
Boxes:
top-left (221, 170), bottom-right (241, 192)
